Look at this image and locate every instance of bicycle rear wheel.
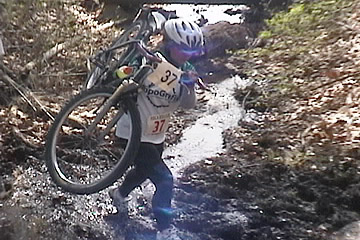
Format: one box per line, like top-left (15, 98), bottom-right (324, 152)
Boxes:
top-left (84, 20), bottom-right (146, 90)
top-left (45, 87), bottom-right (141, 194)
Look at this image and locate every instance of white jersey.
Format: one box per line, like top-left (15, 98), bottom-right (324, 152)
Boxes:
top-left (116, 54), bottom-right (196, 144)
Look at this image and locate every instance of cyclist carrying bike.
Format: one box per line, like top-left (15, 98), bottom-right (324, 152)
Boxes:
top-left (109, 18), bottom-right (204, 240)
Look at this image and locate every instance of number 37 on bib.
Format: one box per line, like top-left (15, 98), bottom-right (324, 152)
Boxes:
top-left (146, 113), bottom-right (171, 135)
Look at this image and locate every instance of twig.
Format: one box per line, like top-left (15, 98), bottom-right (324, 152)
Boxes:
top-left (39, 72), bottom-right (87, 77)
top-left (0, 62), bottom-right (16, 78)
top-left (242, 90), bottom-right (251, 109)
top-left (12, 125), bottom-right (39, 149)
top-left (28, 91), bottom-right (55, 121)
top-left (24, 36), bottom-right (82, 71)
top-left (25, 42), bottom-right (66, 70)
top-left (0, 69), bottom-right (55, 120)
top-left (310, 72), bottom-right (359, 91)
top-left (0, 69), bottom-right (37, 111)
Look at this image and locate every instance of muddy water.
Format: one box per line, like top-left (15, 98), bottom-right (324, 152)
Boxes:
top-left (5, 158), bottom-right (116, 239)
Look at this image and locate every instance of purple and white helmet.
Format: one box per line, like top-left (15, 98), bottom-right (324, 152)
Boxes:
top-left (164, 18), bottom-right (204, 49)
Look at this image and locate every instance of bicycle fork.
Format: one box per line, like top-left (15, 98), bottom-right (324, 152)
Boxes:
top-left (86, 81), bottom-right (139, 142)
top-left (85, 63), bottom-right (153, 143)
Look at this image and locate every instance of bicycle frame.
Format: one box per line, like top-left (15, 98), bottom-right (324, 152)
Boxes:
top-left (85, 7), bottom-right (167, 90)
top-left (86, 41), bottom-right (160, 143)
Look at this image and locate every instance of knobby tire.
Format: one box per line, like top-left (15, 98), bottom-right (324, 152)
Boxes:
top-left (45, 87), bottom-right (141, 194)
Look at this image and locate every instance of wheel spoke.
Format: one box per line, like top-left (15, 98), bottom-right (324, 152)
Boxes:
top-left (46, 72), bottom-right (141, 193)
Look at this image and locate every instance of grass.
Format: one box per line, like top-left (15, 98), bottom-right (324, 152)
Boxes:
top-left (232, 0), bottom-right (356, 98)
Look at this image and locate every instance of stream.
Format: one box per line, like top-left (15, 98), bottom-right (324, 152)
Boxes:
top-left (166, 75), bottom-right (245, 176)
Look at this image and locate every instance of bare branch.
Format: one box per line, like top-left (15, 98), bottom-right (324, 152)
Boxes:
top-left (24, 36), bottom-right (82, 71)
top-left (0, 69), bottom-right (55, 120)
top-left (0, 69), bottom-right (37, 111)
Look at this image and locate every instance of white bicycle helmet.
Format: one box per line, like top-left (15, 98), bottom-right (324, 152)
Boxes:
top-left (164, 18), bottom-right (204, 49)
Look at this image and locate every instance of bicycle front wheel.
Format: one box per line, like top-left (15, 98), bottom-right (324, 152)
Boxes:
top-left (45, 87), bottom-right (141, 194)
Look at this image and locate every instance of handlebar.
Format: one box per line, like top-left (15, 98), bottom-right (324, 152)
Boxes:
top-left (104, 40), bottom-right (209, 90)
top-left (105, 39), bottom-right (161, 63)
top-left (135, 42), bottom-right (162, 63)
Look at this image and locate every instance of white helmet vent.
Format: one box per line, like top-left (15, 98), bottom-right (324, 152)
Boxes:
top-left (164, 18), bottom-right (204, 49)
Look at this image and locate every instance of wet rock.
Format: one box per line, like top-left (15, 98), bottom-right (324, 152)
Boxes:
top-left (0, 177), bottom-right (12, 199)
top-left (176, 207), bottom-right (246, 239)
top-left (330, 221), bottom-right (360, 240)
top-left (202, 22), bottom-right (261, 58)
top-left (72, 222), bottom-right (109, 240)
top-left (339, 183), bottom-right (360, 212)
top-left (315, 195), bottom-right (335, 216)
top-left (295, 183), bottom-right (317, 202)
top-left (175, 188), bottom-right (220, 212)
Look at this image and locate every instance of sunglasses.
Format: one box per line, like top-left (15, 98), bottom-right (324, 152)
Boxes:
top-left (173, 45), bottom-right (203, 57)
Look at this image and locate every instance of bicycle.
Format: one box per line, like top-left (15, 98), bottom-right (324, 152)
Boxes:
top-left (83, 7), bottom-right (168, 90)
top-left (45, 38), bottom-right (208, 194)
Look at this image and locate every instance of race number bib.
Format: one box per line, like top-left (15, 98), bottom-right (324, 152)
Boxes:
top-left (146, 113), bottom-right (171, 135)
top-left (147, 53), bottom-right (183, 92)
